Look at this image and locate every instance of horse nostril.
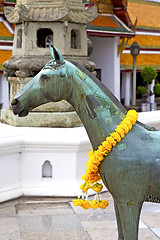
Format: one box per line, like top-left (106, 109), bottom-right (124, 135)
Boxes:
top-left (11, 98), bottom-right (20, 108)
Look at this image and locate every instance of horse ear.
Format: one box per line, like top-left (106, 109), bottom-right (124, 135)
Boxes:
top-left (49, 45), bottom-right (64, 64)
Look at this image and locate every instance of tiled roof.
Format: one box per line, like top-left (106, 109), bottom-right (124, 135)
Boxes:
top-left (120, 0), bottom-right (160, 71)
top-left (86, 0), bottom-right (135, 37)
top-left (120, 35), bottom-right (160, 51)
top-left (0, 0), bottom-right (14, 72)
top-left (87, 14), bottom-right (134, 37)
top-left (0, 21), bottom-right (13, 39)
top-left (89, 15), bottom-right (119, 28)
top-left (130, 35), bottom-right (160, 49)
top-left (128, 0), bottom-right (160, 30)
top-left (121, 53), bottom-right (160, 71)
top-left (0, 18), bottom-right (13, 71)
top-left (87, 0), bottom-right (134, 30)
top-left (0, 49), bottom-right (12, 71)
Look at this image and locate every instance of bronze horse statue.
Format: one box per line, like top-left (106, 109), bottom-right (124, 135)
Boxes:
top-left (11, 45), bottom-right (160, 240)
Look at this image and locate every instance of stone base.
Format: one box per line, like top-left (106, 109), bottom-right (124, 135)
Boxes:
top-left (1, 109), bottom-right (82, 127)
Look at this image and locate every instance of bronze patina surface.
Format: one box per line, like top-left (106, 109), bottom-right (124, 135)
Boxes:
top-left (11, 45), bottom-right (160, 240)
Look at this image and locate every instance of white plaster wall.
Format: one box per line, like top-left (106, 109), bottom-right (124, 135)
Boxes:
top-left (0, 75), bottom-right (9, 109)
top-left (0, 124), bottom-right (23, 202)
top-left (0, 124), bottom-right (92, 202)
top-left (89, 36), bottom-right (120, 100)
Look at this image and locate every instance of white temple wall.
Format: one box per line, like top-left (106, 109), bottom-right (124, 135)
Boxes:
top-left (0, 124), bottom-right (92, 202)
top-left (89, 36), bottom-right (120, 100)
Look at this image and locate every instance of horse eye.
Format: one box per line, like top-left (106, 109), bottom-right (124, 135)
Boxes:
top-left (41, 75), bottom-right (50, 80)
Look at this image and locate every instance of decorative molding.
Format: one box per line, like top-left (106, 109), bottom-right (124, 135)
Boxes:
top-left (4, 3), bottom-right (97, 24)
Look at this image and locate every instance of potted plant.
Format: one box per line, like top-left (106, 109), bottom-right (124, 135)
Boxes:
top-left (137, 66), bottom-right (158, 111)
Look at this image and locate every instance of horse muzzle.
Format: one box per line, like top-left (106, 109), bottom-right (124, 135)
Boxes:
top-left (11, 98), bottom-right (29, 117)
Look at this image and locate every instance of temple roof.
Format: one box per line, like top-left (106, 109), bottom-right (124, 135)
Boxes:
top-left (121, 53), bottom-right (160, 71)
top-left (0, 49), bottom-right (12, 71)
top-left (86, 0), bottom-right (135, 37)
top-left (120, 0), bottom-right (160, 71)
top-left (87, 13), bottom-right (135, 37)
top-left (128, 0), bottom-right (160, 31)
top-left (0, 0), bottom-right (14, 72)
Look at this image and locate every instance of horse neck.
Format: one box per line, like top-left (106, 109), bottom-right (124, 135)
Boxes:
top-left (67, 68), bottom-right (126, 150)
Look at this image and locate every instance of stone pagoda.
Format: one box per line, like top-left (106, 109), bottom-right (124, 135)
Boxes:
top-left (1, 0), bottom-right (97, 127)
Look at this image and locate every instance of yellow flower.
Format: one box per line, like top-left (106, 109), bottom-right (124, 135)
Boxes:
top-left (81, 174), bottom-right (88, 181)
top-left (81, 200), bottom-right (91, 209)
top-left (98, 200), bottom-right (109, 209)
top-left (90, 200), bottom-right (99, 209)
top-left (119, 123), bottom-right (129, 134)
top-left (88, 148), bottom-right (94, 157)
top-left (121, 119), bottom-right (132, 130)
top-left (87, 162), bottom-right (99, 172)
top-left (126, 110), bottom-right (138, 125)
top-left (115, 125), bottom-right (125, 138)
top-left (107, 136), bottom-right (117, 147)
top-left (88, 174), bottom-right (101, 184)
top-left (110, 132), bottom-right (121, 142)
top-left (101, 140), bottom-right (112, 152)
top-left (80, 182), bottom-right (91, 192)
top-left (91, 183), bottom-right (103, 192)
top-left (98, 144), bottom-right (108, 152)
top-left (72, 199), bottom-right (91, 209)
top-left (72, 199), bottom-right (83, 206)
top-left (126, 116), bottom-right (135, 124)
top-left (127, 110), bottom-right (139, 119)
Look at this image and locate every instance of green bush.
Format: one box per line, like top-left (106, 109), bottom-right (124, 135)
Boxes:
top-left (137, 86), bottom-right (147, 95)
top-left (154, 84), bottom-right (160, 95)
top-left (141, 67), bottom-right (158, 84)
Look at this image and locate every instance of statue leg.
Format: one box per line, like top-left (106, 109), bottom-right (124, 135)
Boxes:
top-left (114, 200), bottom-right (124, 240)
top-left (116, 201), bottom-right (143, 240)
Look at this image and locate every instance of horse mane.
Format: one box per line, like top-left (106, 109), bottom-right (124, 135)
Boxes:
top-left (69, 61), bottom-right (127, 114)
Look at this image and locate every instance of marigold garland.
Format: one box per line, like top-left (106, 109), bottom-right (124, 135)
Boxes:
top-left (73, 110), bottom-right (139, 209)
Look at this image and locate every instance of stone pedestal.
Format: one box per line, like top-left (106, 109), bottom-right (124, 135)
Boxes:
top-left (1, 109), bottom-right (82, 127)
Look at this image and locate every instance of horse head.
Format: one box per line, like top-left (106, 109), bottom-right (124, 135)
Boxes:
top-left (11, 45), bottom-right (73, 117)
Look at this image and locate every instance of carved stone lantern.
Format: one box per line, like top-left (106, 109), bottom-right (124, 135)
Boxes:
top-left (2, 0), bottom-right (97, 127)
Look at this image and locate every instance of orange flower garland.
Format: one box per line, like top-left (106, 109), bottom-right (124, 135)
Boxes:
top-left (73, 110), bottom-right (139, 209)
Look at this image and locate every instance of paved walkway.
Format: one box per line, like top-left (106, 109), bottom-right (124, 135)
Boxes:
top-left (0, 192), bottom-right (160, 240)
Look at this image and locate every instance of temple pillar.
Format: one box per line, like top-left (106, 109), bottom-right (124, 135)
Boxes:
top-left (121, 72), bottom-right (132, 107)
top-left (0, 75), bottom-right (9, 109)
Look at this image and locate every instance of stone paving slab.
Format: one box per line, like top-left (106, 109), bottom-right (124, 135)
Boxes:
top-left (0, 192), bottom-right (159, 240)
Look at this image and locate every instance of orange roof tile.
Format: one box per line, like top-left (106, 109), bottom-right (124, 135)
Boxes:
top-left (128, 1), bottom-right (160, 30)
top-left (0, 22), bottom-right (13, 37)
top-left (121, 53), bottom-right (160, 70)
top-left (129, 35), bottom-right (160, 48)
top-left (0, 50), bottom-right (12, 67)
top-left (89, 15), bottom-right (120, 28)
